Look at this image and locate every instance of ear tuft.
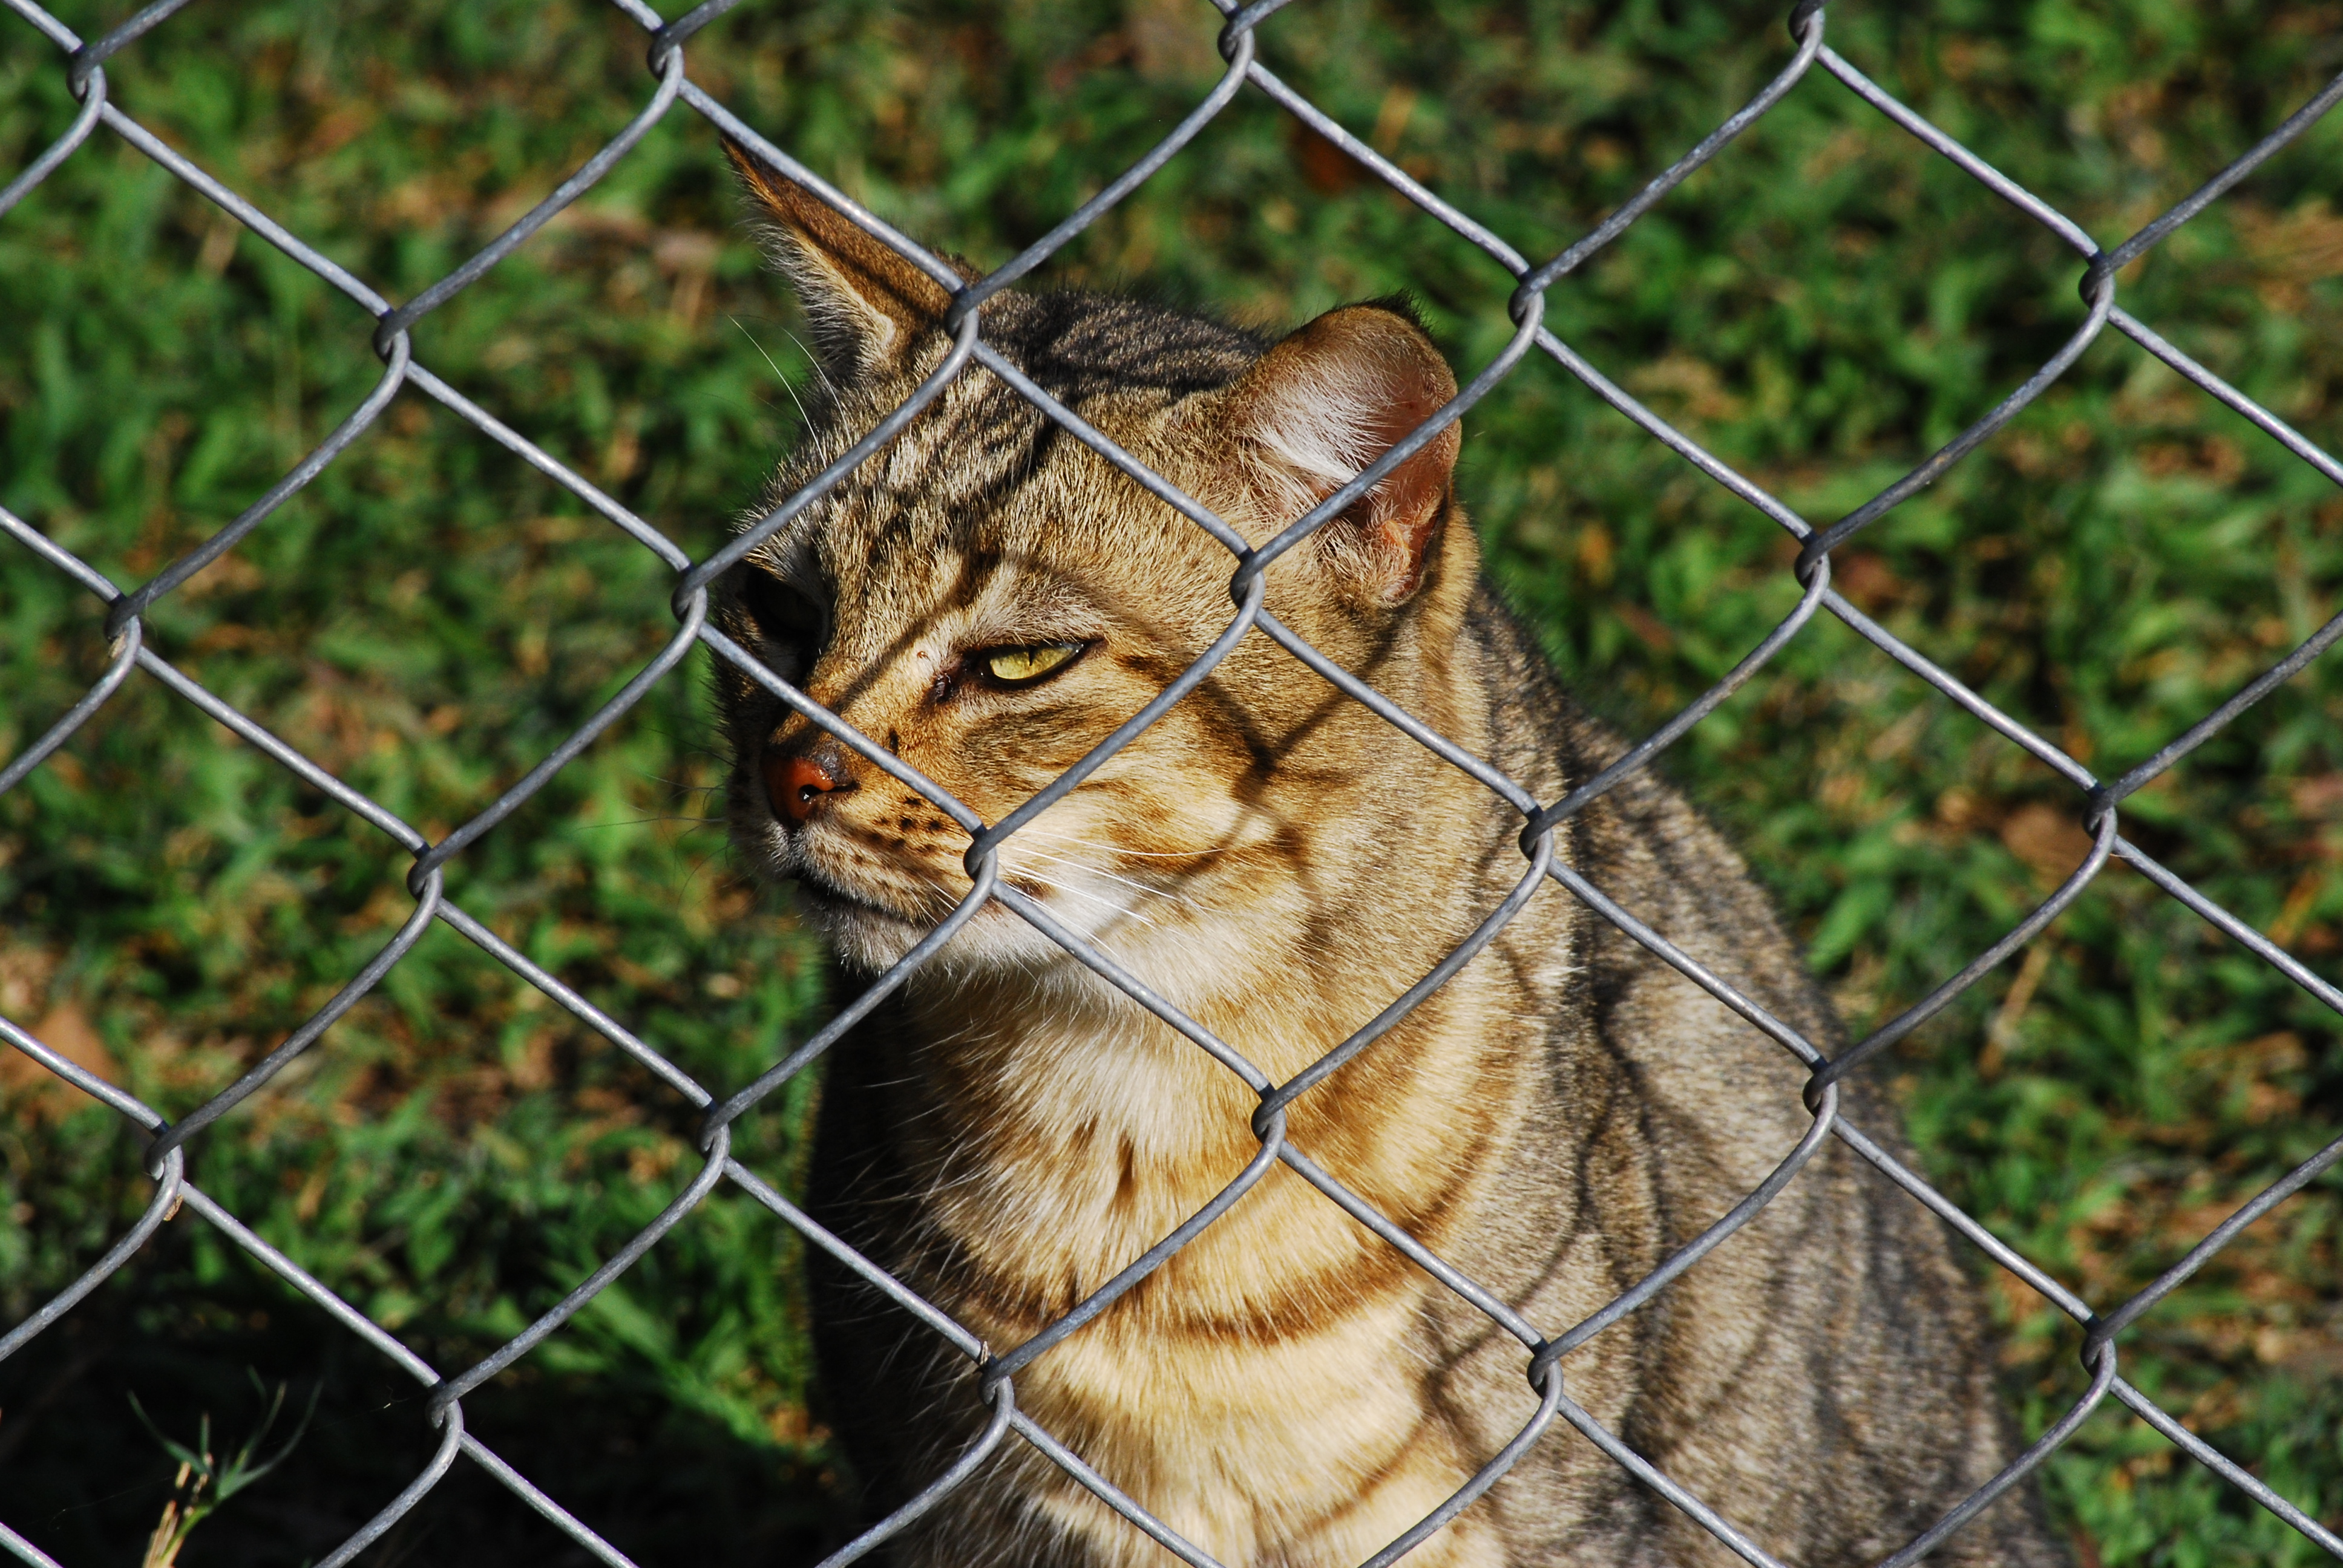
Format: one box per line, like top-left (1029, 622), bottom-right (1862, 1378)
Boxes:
top-left (723, 140), bottom-right (969, 379)
top-left (1224, 302), bottom-right (1463, 604)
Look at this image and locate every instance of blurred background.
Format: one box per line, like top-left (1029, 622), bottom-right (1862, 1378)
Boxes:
top-left (1, 0), bottom-right (2338, 1562)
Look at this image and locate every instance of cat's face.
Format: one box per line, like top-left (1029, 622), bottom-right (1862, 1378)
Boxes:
top-left (716, 150), bottom-right (1469, 984)
top-left (720, 360), bottom-right (1257, 975)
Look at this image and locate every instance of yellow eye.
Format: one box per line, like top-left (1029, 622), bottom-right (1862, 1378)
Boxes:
top-left (980, 642), bottom-right (1084, 687)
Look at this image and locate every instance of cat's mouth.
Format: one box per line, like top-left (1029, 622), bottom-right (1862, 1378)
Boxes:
top-left (781, 808), bottom-right (1192, 969)
top-left (790, 866), bottom-right (932, 929)
top-left (787, 854), bottom-right (1027, 973)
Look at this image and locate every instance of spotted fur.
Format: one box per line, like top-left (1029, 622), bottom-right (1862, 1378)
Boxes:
top-left (713, 148), bottom-right (2066, 1568)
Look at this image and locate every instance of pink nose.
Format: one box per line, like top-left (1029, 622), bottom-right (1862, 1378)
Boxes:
top-left (765, 752), bottom-right (841, 825)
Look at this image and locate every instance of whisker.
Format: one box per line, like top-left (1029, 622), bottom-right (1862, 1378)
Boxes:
top-left (1008, 847), bottom-right (1200, 910)
top-left (1017, 873), bottom-right (1152, 925)
top-left (732, 316), bottom-right (816, 439)
top-left (1006, 868), bottom-right (1155, 928)
top-left (1008, 829), bottom-right (1221, 861)
top-left (779, 326), bottom-right (841, 403)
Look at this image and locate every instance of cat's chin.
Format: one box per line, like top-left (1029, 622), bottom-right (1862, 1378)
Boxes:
top-left (795, 877), bottom-right (1124, 981)
top-left (790, 879), bottom-right (934, 968)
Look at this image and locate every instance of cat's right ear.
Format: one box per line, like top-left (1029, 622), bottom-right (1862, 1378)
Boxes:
top-left (724, 140), bottom-right (963, 378)
top-left (1214, 302), bottom-right (1463, 606)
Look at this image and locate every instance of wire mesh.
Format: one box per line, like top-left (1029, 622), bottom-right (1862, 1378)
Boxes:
top-left (2, 1), bottom-right (2340, 1564)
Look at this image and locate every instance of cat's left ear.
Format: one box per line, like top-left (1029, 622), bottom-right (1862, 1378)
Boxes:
top-left (723, 140), bottom-right (969, 379)
top-left (1223, 301), bottom-right (1461, 604)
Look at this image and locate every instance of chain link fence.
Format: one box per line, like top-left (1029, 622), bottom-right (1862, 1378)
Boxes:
top-left (2, 0), bottom-right (2340, 1563)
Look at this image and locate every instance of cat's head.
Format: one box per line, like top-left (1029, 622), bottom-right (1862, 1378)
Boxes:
top-left (715, 148), bottom-right (1483, 983)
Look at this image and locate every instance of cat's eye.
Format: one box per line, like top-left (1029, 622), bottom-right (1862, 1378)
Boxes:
top-left (976, 641), bottom-right (1086, 688)
top-left (731, 565), bottom-right (826, 681)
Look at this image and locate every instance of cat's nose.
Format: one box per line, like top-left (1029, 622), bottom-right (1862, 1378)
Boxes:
top-left (765, 749), bottom-right (845, 825)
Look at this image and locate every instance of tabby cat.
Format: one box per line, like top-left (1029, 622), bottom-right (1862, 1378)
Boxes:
top-left (713, 148), bottom-right (2065, 1568)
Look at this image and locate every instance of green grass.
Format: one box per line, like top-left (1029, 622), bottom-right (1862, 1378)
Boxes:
top-left (1, 0), bottom-right (2338, 1563)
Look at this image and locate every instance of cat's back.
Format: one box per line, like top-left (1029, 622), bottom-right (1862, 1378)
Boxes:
top-left (1463, 584), bottom-right (1838, 1162)
top-left (1450, 587), bottom-right (2061, 1567)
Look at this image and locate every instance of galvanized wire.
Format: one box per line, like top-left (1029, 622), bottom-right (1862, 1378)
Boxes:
top-left (3, 1), bottom-right (2341, 1564)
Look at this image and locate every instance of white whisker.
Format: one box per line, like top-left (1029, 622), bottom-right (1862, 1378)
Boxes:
top-left (1009, 829), bottom-right (1221, 860)
top-left (731, 316), bottom-right (816, 439)
top-left (1009, 868), bottom-right (1156, 928)
top-left (779, 325), bottom-right (841, 403)
top-left (1008, 847), bottom-right (1201, 910)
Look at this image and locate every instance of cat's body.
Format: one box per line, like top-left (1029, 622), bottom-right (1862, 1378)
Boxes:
top-left (715, 151), bottom-right (2065, 1567)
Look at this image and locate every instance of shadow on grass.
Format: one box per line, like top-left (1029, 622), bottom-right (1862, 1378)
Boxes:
top-left (0, 1237), bottom-right (844, 1567)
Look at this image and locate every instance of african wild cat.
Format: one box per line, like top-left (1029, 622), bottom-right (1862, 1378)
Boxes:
top-left (714, 149), bottom-right (2065, 1568)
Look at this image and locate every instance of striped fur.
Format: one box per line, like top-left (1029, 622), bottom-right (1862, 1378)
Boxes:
top-left (715, 153), bottom-right (2066, 1568)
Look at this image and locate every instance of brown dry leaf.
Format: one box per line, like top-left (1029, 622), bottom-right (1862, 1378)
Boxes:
top-left (2234, 199), bottom-right (2343, 285)
top-left (1124, 0), bottom-right (1219, 83)
top-left (2289, 774), bottom-right (2343, 818)
top-left (0, 941), bottom-right (59, 1018)
top-left (1935, 785), bottom-right (1998, 833)
top-left (2001, 803), bottom-right (2094, 883)
top-left (626, 1138), bottom-right (683, 1184)
top-left (1835, 550), bottom-right (1913, 609)
top-left (2270, 1332), bottom-right (2343, 1378)
top-left (1288, 119), bottom-right (1368, 194)
top-left (1991, 1269), bottom-right (2060, 1351)
top-left (1614, 601), bottom-right (1676, 654)
top-left (1, 1000), bottom-right (123, 1120)
top-left (1624, 354), bottom-right (1747, 425)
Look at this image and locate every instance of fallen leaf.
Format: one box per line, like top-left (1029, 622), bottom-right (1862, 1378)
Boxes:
top-left (1, 1001), bottom-right (123, 1121)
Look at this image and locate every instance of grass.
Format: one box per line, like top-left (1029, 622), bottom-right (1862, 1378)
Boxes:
top-left (0, 0), bottom-right (2338, 1562)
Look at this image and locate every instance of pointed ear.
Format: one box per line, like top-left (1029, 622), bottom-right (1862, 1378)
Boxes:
top-left (1224, 302), bottom-right (1462, 604)
top-left (723, 140), bottom-right (967, 378)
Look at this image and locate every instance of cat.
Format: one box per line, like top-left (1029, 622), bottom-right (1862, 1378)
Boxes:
top-left (713, 145), bottom-right (2068, 1568)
